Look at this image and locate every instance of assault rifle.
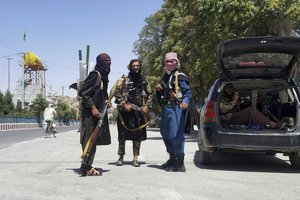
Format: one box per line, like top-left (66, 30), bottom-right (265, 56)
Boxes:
top-left (159, 80), bottom-right (181, 104)
top-left (81, 81), bottom-right (118, 160)
top-left (128, 102), bottom-right (156, 120)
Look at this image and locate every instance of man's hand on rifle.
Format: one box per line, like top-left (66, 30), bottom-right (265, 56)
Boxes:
top-left (91, 105), bottom-right (101, 118)
top-left (140, 105), bottom-right (149, 114)
top-left (155, 84), bottom-right (162, 92)
top-left (123, 103), bottom-right (132, 112)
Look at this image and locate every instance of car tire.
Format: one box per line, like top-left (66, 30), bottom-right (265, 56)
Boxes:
top-left (198, 148), bottom-right (212, 165)
top-left (289, 152), bottom-right (300, 169)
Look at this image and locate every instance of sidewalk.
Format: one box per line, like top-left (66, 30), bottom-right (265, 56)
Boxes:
top-left (0, 124), bottom-right (200, 200)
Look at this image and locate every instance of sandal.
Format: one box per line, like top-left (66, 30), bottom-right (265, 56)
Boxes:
top-left (132, 160), bottom-right (140, 167)
top-left (80, 163), bottom-right (102, 176)
top-left (86, 168), bottom-right (102, 176)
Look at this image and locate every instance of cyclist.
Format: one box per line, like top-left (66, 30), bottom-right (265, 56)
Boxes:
top-left (43, 103), bottom-right (58, 137)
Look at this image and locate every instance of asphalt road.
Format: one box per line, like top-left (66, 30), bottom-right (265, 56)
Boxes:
top-left (0, 125), bottom-right (299, 200)
top-left (0, 126), bottom-right (78, 149)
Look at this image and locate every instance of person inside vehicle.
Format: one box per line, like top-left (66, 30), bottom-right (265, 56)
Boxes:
top-left (219, 83), bottom-right (286, 129)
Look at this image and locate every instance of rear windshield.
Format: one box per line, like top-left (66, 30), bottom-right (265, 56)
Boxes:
top-left (223, 53), bottom-right (293, 69)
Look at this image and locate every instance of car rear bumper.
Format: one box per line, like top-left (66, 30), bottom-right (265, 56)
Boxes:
top-left (200, 126), bottom-right (300, 152)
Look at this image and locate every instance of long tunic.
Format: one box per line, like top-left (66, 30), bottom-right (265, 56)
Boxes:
top-left (114, 74), bottom-right (153, 141)
top-left (79, 70), bottom-right (111, 145)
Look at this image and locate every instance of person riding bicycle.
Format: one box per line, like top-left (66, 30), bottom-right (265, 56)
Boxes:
top-left (43, 103), bottom-right (58, 137)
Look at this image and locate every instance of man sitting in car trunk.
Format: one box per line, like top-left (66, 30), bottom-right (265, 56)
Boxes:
top-left (219, 83), bottom-right (285, 130)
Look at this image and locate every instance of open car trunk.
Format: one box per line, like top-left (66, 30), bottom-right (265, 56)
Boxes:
top-left (218, 80), bottom-right (298, 132)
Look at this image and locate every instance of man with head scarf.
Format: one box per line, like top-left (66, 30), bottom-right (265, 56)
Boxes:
top-left (114, 59), bottom-right (153, 167)
top-left (78, 53), bottom-right (112, 176)
top-left (219, 83), bottom-right (286, 129)
top-left (156, 52), bottom-right (192, 172)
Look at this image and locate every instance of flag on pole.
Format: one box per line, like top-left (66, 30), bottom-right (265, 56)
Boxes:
top-left (23, 27), bottom-right (26, 41)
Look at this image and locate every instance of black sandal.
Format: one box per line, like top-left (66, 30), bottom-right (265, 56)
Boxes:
top-left (80, 163), bottom-right (102, 176)
top-left (116, 159), bottom-right (123, 166)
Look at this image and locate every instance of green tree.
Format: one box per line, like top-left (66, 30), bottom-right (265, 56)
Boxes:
top-left (56, 100), bottom-right (76, 124)
top-left (30, 94), bottom-right (47, 123)
top-left (2, 90), bottom-right (14, 115)
top-left (15, 100), bottom-right (23, 113)
top-left (0, 91), bottom-right (4, 115)
top-left (134, 0), bottom-right (300, 103)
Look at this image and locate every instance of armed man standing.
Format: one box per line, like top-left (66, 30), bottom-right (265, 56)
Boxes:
top-left (78, 53), bottom-right (112, 176)
top-left (114, 59), bottom-right (153, 167)
top-left (155, 52), bottom-right (192, 172)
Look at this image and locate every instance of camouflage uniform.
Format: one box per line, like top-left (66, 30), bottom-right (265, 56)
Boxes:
top-left (114, 73), bottom-right (153, 157)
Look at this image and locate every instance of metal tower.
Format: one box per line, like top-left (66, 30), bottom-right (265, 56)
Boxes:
top-left (13, 52), bottom-right (47, 107)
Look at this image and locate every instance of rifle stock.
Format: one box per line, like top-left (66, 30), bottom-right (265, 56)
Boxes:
top-left (81, 80), bottom-right (118, 159)
top-left (81, 104), bottom-right (108, 159)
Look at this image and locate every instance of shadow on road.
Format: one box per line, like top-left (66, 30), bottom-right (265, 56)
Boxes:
top-left (193, 150), bottom-right (300, 173)
top-left (67, 167), bottom-right (110, 177)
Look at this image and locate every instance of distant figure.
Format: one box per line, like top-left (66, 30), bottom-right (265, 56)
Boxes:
top-left (43, 103), bottom-right (57, 137)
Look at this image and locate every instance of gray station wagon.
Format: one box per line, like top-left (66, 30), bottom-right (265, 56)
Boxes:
top-left (197, 36), bottom-right (300, 168)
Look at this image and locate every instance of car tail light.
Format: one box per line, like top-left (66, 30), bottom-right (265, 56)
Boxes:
top-left (203, 101), bottom-right (217, 123)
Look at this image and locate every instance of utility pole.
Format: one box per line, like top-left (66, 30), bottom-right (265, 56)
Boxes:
top-left (61, 86), bottom-right (65, 96)
top-left (5, 57), bottom-right (13, 92)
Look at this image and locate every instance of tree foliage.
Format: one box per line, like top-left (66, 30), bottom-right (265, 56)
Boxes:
top-left (0, 89), bottom-right (77, 123)
top-left (56, 100), bottom-right (76, 123)
top-left (134, 0), bottom-right (300, 104)
top-left (30, 94), bottom-right (47, 122)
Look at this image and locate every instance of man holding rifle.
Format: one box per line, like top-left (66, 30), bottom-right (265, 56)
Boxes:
top-left (114, 59), bottom-right (153, 167)
top-left (155, 52), bottom-right (192, 172)
top-left (79, 53), bottom-right (112, 176)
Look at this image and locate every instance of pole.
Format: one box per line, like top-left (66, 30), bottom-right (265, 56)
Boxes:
top-left (79, 50), bottom-right (84, 82)
top-left (61, 86), bottom-right (65, 96)
top-left (22, 60), bottom-right (25, 108)
top-left (86, 45), bottom-right (90, 76)
top-left (5, 58), bottom-right (13, 92)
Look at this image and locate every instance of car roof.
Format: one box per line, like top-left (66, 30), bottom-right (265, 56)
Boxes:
top-left (217, 36), bottom-right (300, 79)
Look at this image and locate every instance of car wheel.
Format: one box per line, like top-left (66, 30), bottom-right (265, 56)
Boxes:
top-left (289, 152), bottom-right (300, 169)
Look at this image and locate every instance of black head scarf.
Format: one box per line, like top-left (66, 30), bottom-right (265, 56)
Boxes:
top-left (95, 53), bottom-right (111, 83)
top-left (128, 59), bottom-right (142, 84)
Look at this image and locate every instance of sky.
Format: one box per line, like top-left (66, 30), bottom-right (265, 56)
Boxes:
top-left (0, 0), bottom-right (163, 97)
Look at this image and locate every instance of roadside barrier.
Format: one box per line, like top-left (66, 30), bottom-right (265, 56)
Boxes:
top-left (0, 123), bottom-right (40, 131)
top-left (0, 121), bottom-right (79, 131)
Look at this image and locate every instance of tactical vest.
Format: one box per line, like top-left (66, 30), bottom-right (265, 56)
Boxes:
top-left (162, 71), bottom-right (187, 103)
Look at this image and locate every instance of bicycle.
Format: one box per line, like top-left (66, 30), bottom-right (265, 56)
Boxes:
top-left (45, 120), bottom-right (57, 138)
